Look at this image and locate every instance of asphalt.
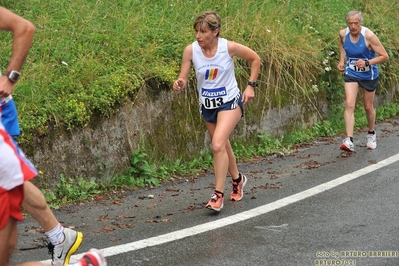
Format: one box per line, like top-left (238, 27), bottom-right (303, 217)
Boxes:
top-left (11, 118), bottom-right (399, 265)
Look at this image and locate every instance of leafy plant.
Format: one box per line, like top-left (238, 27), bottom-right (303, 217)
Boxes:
top-left (125, 148), bottom-right (159, 187)
top-left (53, 174), bottom-right (104, 204)
top-left (257, 133), bottom-right (286, 155)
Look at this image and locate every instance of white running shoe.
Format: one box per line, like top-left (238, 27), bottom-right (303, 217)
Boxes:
top-left (366, 132), bottom-right (377, 150)
top-left (340, 137), bottom-right (355, 152)
top-left (48, 228), bottom-right (83, 265)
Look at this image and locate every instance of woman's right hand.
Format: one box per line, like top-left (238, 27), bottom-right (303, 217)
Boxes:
top-left (173, 78), bottom-right (185, 91)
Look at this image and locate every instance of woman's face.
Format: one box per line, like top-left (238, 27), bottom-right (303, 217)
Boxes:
top-left (195, 24), bottom-right (218, 47)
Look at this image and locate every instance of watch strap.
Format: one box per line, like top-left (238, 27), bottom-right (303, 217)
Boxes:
top-left (247, 81), bottom-right (258, 87)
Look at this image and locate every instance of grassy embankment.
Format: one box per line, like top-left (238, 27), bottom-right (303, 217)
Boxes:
top-left (0, 0), bottom-right (398, 206)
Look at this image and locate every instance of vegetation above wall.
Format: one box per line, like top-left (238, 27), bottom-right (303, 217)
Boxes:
top-left (1, 0), bottom-right (399, 205)
top-left (0, 0), bottom-right (397, 143)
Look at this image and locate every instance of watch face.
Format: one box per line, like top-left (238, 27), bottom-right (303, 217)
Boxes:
top-left (248, 81), bottom-right (258, 87)
top-left (7, 71), bottom-right (20, 82)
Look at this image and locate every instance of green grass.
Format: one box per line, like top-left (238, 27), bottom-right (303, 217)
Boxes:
top-left (1, 0), bottom-right (397, 142)
top-left (1, 0), bottom-right (399, 204)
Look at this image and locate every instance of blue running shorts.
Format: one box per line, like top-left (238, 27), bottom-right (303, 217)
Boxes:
top-left (200, 93), bottom-right (244, 123)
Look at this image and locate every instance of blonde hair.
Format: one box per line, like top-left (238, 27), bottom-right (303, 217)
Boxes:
top-left (193, 11), bottom-right (221, 37)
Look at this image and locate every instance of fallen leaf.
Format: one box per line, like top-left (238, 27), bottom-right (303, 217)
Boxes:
top-left (166, 188), bottom-right (179, 192)
top-left (101, 226), bottom-right (115, 232)
top-left (97, 213), bottom-right (110, 222)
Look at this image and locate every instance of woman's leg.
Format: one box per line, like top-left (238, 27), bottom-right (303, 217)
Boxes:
top-left (205, 107), bottom-right (242, 193)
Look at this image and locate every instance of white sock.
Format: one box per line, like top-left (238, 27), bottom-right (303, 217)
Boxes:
top-left (45, 223), bottom-right (65, 245)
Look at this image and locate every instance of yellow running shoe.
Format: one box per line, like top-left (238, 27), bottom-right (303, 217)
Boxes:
top-left (48, 228), bottom-right (83, 265)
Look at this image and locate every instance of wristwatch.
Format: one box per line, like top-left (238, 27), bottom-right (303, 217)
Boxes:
top-left (247, 81), bottom-right (258, 87)
top-left (6, 70), bottom-right (20, 83)
top-left (365, 60), bottom-right (370, 67)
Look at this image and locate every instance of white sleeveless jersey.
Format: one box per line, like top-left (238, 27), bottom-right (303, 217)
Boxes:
top-left (192, 38), bottom-right (240, 109)
top-left (0, 115), bottom-right (37, 193)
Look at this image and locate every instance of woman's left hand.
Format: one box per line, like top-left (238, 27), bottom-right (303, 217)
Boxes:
top-left (242, 86), bottom-right (255, 104)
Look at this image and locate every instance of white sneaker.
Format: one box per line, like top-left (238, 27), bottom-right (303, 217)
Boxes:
top-left (366, 132), bottom-right (377, 150)
top-left (340, 137), bottom-right (355, 152)
top-left (48, 228), bottom-right (83, 265)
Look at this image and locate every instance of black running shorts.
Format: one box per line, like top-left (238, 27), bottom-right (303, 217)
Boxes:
top-left (343, 74), bottom-right (379, 92)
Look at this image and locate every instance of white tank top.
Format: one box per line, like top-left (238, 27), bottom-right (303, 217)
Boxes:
top-left (192, 38), bottom-right (240, 109)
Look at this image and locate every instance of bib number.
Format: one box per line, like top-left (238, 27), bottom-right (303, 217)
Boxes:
top-left (349, 64), bottom-right (370, 72)
top-left (205, 97), bottom-right (224, 108)
top-left (348, 58), bottom-right (370, 72)
top-left (201, 87), bottom-right (228, 109)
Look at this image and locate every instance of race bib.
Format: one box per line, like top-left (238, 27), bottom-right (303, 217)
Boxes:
top-left (348, 58), bottom-right (370, 72)
top-left (200, 87), bottom-right (228, 109)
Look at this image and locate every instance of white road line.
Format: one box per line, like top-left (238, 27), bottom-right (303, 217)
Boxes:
top-left (41, 153), bottom-right (399, 264)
